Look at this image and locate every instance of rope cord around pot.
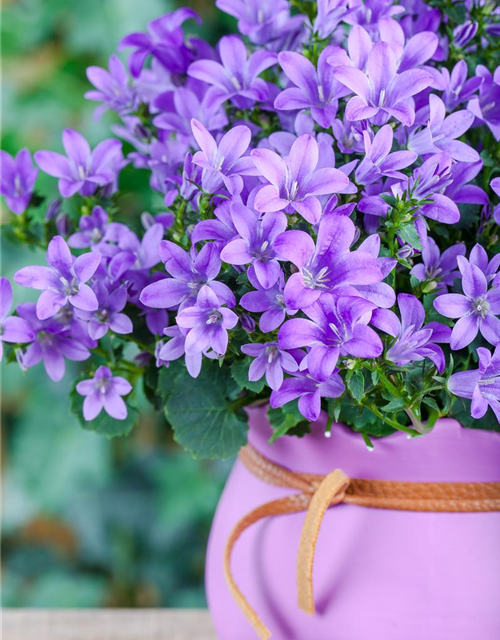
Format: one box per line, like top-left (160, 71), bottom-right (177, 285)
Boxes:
top-left (223, 443), bottom-right (500, 640)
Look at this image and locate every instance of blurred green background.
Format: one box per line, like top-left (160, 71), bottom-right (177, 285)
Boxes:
top-left (1, 0), bottom-right (233, 609)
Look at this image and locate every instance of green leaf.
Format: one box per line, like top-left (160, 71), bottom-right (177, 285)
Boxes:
top-left (398, 222), bottom-right (422, 250)
top-left (70, 383), bottom-right (138, 438)
top-left (164, 362), bottom-right (248, 459)
top-left (267, 401), bottom-right (309, 443)
top-left (347, 370), bottom-right (365, 404)
top-left (451, 398), bottom-right (500, 433)
top-left (381, 397), bottom-right (407, 413)
top-left (231, 358), bottom-right (266, 393)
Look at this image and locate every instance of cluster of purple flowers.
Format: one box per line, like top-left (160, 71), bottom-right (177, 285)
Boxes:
top-left (1, 0), bottom-right (500, 433)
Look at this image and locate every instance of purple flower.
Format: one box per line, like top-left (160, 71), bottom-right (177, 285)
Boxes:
top-left (441, 60), bottom-right (482, 111)
top-left (448, 345), bottom-right (500, 423)
top-left (220, 204), bottom-right (287, 289)
top-left (453, 21), bottom-right (478, 49)
top-left (410, 238), bottom-right (466, 293)
top-left (355, 124), bottom-right (417, 186)
top-left (251, 134), bottom-right (350, 224)
top-left (77, 283), bottom-right (133, 340)
top-left (434, 256), bottom-right (500, 350)
top-left (313, 0), bottom-right (354, 39)
top-left (240, 268), bottom-right (295, 332)
top-left (274, 46), bottom-right (349, 128)
top-left (35, 130), bottom-right (124, 198)
top-left (68, 206), bottom-right (132, 257)
top-left (468, 244), bottom-right (500, 284)
top-left (191, 201), bottom-right (238, 245)
top-left (270, 370), bottom-right (345, 422)
top-left (408, 95), bottom-right (479, 163)
top-left (191, 119), bottom-right (256, 195)
top-left (443, 160), bottom-right (488, 206)
top-left (76, 366), bottom-right (132, 421)
top-left (14, 236), bottom-right (100, 320)
top-left (139, 241), bottom-right (234, 311)
top-left (468, 65), bottom-right (500, 142)
top-left (15, 303), bottom-right (91, 382)
top-left (85, 56), bottom-right (137, 118)
top-left (176, 285), bottom-right (238, 358)
top-left (278, 294), bottom-right (382, 381)
top-left (273, 214), bottom-right (383, 310)
top-left (158, 325), bottom-right (203, 378)
top-left (0, 149), bottom-right (38, 215)
top-left (331, 41), bottom-right (433, 126)
top-left (0, 278), bottom-right (34, 360)
top-left (119, 8), bottom-right (201, 77)
top-left (241, 341), bottom-right (298, 390)
top-left (110, 223), bottom-right (164, 278)
top-left (372, 293), bottom-right (450, 371)
top-left (188, 35), bottom-right (277, 108)
top-left (492, 177), bottom-right (500, 225)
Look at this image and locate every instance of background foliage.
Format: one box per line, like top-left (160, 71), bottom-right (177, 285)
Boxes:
top-left (1, 0), bottom-right (232, 609)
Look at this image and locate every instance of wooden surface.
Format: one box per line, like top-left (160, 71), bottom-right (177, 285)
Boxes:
top-left (2, 609), bottom-right (218, 640)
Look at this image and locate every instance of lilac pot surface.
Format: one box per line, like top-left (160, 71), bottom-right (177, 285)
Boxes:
top-left (205, 407), bottom-right (500, 640)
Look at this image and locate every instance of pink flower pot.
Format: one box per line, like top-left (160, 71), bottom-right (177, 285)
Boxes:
top-left (206, 406), bottom-right (500, 640)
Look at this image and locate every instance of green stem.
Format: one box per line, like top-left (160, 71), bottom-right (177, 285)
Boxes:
top-left (363, 402), bottom-right (418, 437)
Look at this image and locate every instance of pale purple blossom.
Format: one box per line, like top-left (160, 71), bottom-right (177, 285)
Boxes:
top-left (77, 283), bottom-right (133, 340)
top-left (240, 268), bottom-right (295, 332)
top-left (410, 238), bottom-right (466, 293)
top-left (0, 149), bottom-right (38, 215)
top-left (158, 325), bottom-right (203, 378)
top-left (85, 56), bottom-right (137, 118)
top-left (76, 366), bottom-right (132, 421)
top-left (468, 65), bottom-right (500, 141)
top-left (0, 278), bottom-right (34, 361)
top-left (68, 206), bottom-right (132, 257)
top-left (241, 341), bottom-right (298, 390)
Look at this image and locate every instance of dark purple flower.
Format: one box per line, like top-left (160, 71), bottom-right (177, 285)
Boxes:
top-left (0, 278), bottom-right (34, 360)
top-left (453, 21), bottom-right (478, 49)
top-left (85, 56), bottom-right (137, 118)
top-left (372, 293), bottom-right (450, 371)
top-left (15, 303), bottom-right (91, 382)
top-left (410, 238), bottom-right (466, 293)
top-left (240, 268), bottom-right (295, 332)
top-left (331, 41), bottom-right (433, 126)
top-left (270, 370), bottom-right (345, 421)
top-left (278, 294), bottom-right (382, 381)
top-left (355, 124), bottom-right (417, 185)
top-left (241, 341), bottom-right (298, 390)
top-left (273, 214), bottom-right (383, 310)
top-left (251, 134), bottom-right (350, 224)
top-left (119, 8), bottom-right (201, 77)
top-left (220, 204), bottom-right (286, 289)
top-left (68, 206), bottom-right (132, 257)
top-left (434, 256), bottom-right (500, 350)
top-left (274, 46), bottom-right (349, 128)
top-left (176, 285), bottom-right (238, 358)
top-left (468, 65), bottom-right (500, 142)
top-left (76, 366), bottom-right (132, 421)
top-left (0, 149), bottom-right (38, 215)
top-left (14, 236), bottom-right (100, 320)
top-left (35, 130), bottom-right (124, 198)
top-left (188, 35), bottom-right (277, 108)
top-left (77, 283), bottom-right (133, 340)
top-left (448, 345), bottom-right (500, 423)
top-left (191, 119), bottom-right (256, 195)
top-left (139, 241), bottom-right (234, 311)
top-left (408, 95), bottom-right (479, 163)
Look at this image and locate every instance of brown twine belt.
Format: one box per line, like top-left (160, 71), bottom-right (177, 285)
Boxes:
top-left (224, 443), bottom-right (500, 640)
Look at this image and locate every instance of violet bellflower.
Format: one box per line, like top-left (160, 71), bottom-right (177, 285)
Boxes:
top-left (440, 60), bottom-right (482, 111)
top-left (448, 345), bottom-right (500, 422)
top-left (270, 369), bottom-right (345, 422)
top-left (354, 124), bottom-right (417, 186)
top-left (0, 278), bottom-right (34, 361)
top-left (251, 134), bottom-right (350, 224)
top-left (14, 236), bottom-right (100, 320)
top-left (158, 325), bottom-right (203, 378)
top-left (188, 35), bottom-right (277, 109)
top-left (468, 244), bottom-right (500, 285)
top-left (76, 283), bottom-right (133, 341)
top-left (15, 302), bottom-right (91, 382)
top-left (76, 366), bottom-right (132, 421)
top-left (139, 241), bottom-right (234, 311)
top-left (240, 267), bottom-right (296, 332)
top-left (68, 206), bottom-right (132, 257)
top-left (433, 256), bottom-right (500, 350)
top-left (118, 8), bottom-right (201, 77)
top-left (176, 285), bottom-right (238, 359)
top-left (467, 65), bottom-right (500, 141)
top-left (313, 0), bottom-right (354, 40)
top-left (410, 238), bottom-right (466, 294)
top-left (220, 204), bottom-right (287, 289)
top-left (273, 214), bottom-right (383, 310)
top-left (85, 55), bottom-right (138, 119)
top-left (191, 119), bottom-right (256, 195)
top-left (274, 46), bottom-right (350, 128)
top-left (241, 341), bottom-right (298, 390)
top-left (0, 149), bottom-right (38, 215)
top-left (371, 293), bottom-right (451, 372)
top-left (278, 294), bottom-right (382, 381)
top-left (492, 177), bottom-right (500, 225)
top-left (330, 40), bottom-right (433, 126)
top-left (443, 160), bottom-right (488, 207)
top-left (35, 130), bottom-right (124, 198)
top-left (408, 95), bottom-right (479, 163)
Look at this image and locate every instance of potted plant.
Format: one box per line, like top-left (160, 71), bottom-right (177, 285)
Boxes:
top-left (2, 0), bottom-right (500, 638)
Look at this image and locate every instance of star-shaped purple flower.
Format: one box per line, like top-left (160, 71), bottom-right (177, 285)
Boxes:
top-left (240, 268), bottom-right (296, 332)
top-left (410, 238), bottom-right (466, 294)
top-left (0, 278), bottom-right (34, 361)
top-left (85, 55), bottom-right (138, 118)
top-left (0, 149), bottom-right (38, 215)
top-left (241, 341), bottom-right (298, 390)
top-left (76, 366), bottom-right (132, 421)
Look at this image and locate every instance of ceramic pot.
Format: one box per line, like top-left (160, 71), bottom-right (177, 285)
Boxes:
top-left (205, 406), bottom-right (500, 640)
